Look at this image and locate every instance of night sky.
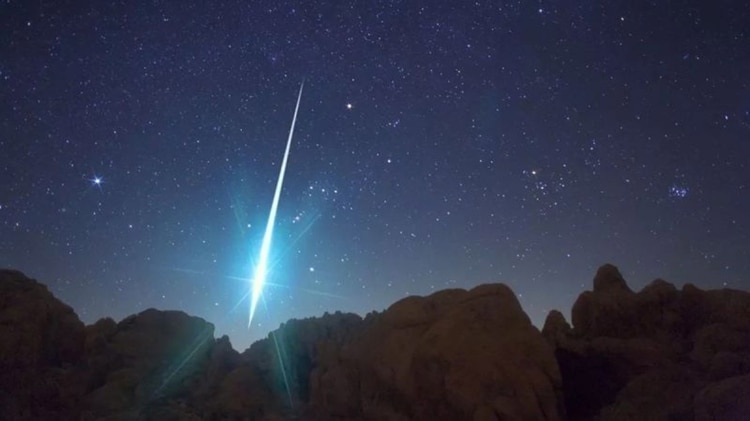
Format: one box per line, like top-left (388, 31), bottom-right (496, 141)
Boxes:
top-left (2, 1), bottom-right (749, 352)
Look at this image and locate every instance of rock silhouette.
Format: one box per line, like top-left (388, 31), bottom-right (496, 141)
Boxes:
top-left (0, 269), bottom-right (86, 420)
top-left (543, 264), bottom-right (750, 420)
top-left (1, 265), bottom-right (748, 420)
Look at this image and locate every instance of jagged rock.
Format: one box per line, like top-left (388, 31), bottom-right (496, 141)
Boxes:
top-left (0, 269), bottom-right (86, 420)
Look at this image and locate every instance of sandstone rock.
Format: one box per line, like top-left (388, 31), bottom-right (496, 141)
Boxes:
top-left (690, 323), bottom-right (750, 370)
top-left (2, 265), bottom-right (749, 421)
top-left (244, 311), bottom-right (364, 406)
top-left (694, 374), bottom-right (750, 421)
top-left (554, 264), bottom-right (750, 420)
top-left (541, 310), bottom-right (571, 348)
top-left (311, 283), bottom-right (564, 421)
top-left (572, 264), bottom-right (639, 339)
top-left (554, 335), bottom-right (671, 419)
top-left (201, 335), bottom-right (240, 393)
top-left (598, 364), bottom-right (699, 421)
top-left (0, 269), bottom-right (86, 420)
top-left (202, 364), bottom-right (277, 420)
top-left (593, 264), bottom-right (632, 294)
top-left (0, 270), bottom-right (85, 367)
top-left (706, 351), bottom-right (750, 381)
top-left (83, 308), bottom-right (215, 418)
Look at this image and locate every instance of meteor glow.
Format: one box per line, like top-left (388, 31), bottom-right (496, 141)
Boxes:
top-left (248, 82), bottom-right (305, 327)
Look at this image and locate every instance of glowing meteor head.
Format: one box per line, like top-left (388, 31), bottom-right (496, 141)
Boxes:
top-left (248, 262), bottom-right (267, 326)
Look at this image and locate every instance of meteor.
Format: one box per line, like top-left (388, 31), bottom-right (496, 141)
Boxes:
top-left (248, 82), bottom-right (304, 327)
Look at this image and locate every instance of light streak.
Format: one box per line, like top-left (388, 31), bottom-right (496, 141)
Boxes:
top-left (248, 82), bottom-right (304, 327)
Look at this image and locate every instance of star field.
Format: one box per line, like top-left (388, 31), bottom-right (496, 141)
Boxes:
top-left (2, 1), bottom-right (749, 351)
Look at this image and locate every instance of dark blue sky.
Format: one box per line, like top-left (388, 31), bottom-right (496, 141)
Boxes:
top-left (2, 0), bottom-right (748, 351)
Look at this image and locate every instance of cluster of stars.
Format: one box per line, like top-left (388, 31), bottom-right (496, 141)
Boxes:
top-left (1, 0), bottom-right (748, 352)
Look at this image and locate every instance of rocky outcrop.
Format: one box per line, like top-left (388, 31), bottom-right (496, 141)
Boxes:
top-left (304, 284), bottom-right (564, 420)
top-left (543, 263), bottom-right (750, 420)
top-left (2, 266), bottom-right (749, 420)
top-left (694, 374), bottom-right (750, 421)
top-left (0, 270), bottom-right (220, 420)
top-left (244, 311), bottom-right (365, 405)
top-left (0, 269), bottom-right (86, 420)
top-left (81, 308), bottom-right (216, 419)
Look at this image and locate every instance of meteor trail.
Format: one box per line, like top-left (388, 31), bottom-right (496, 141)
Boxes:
top-left (248, 82), bottom-right (304, 327)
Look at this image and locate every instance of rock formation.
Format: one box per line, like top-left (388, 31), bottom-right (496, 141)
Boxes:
top-left (1, 265), bottom-right (748, 420)
top-left (81, 308), bottom-right (215, 419)
top-left (0, 269), bottom-right (86, 420)
top-left (542, 264), bottom-right (750, 420)
top-left (306, 284), bottom-right (564, 420)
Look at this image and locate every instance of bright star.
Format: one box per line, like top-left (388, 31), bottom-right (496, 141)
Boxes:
top-left (88, 175), bottom-right (103, 189)
top-left (346, 103), bottom-right (353, 109)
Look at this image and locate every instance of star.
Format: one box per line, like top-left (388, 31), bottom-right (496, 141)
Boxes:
top-left (88, 175), bottom-right (103, 189)
top-left (669, 185), bottom-right (689, 198)
top-left (2, 0), bottom-right (746, 355)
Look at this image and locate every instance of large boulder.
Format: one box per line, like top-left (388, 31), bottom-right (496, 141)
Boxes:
top-left (308, 284), bottom-right (564, 420)
top-left (81, 308), bottom-right (215, 419)
top-left (694, 374), bottom-right (750, 421)
top-left (0, 269), bottom-right (87, 420)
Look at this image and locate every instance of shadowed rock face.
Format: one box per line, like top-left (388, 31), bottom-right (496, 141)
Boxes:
top-left (306, 284), bottom-right (564, 421)
top-left (82, 308), bottom-right (216, 419)
top-left (1, 266), bottom-right (749, 420)
top-left (543, 263), bottom-right (750, 420)
top-left (0, 270), bottom-right (86, 420)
